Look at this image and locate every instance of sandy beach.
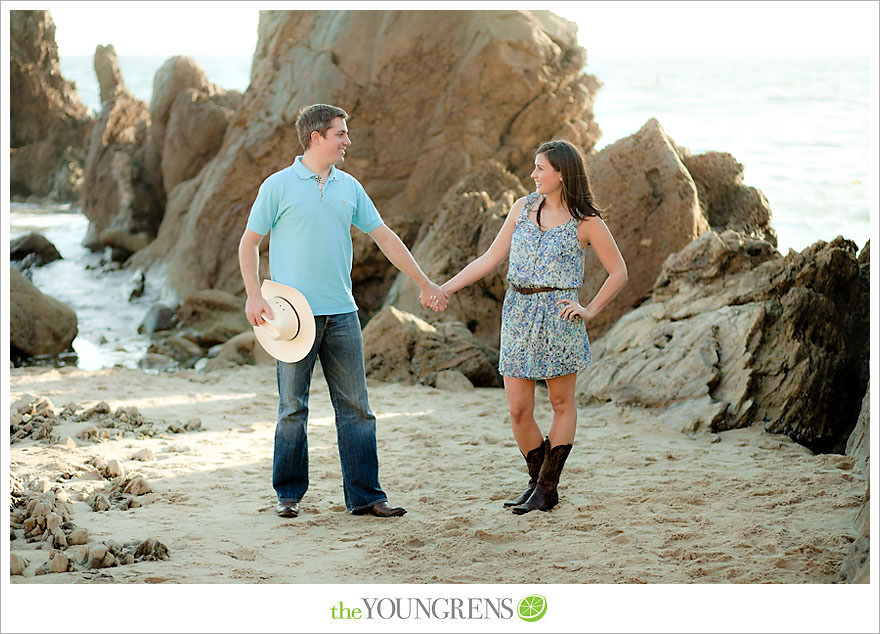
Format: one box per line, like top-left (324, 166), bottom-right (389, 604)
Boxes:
top-left (7, 362), bottom-right (866, 586)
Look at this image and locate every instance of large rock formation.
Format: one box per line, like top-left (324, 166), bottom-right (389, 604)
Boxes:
top-left (150, 56), bottom-right (242, 195)
top-left (80, 45), bottom-right (163, 255)
top-left (837, 386), bottom-right (870, 583)
top-left (9, 10), bottom-right (93, 201)
top-left (10, 267), bottom-right (78, 359)
top-left (363, 306), bottom-right (502, 388)
top-left (680, 150), bottom-right (776, 246)
top-left (384, 161), bottom-right (528, 347)
top-left (130, 10), bottom-right (601, 312)
top-left (576, 230), bottom-right (869, 454)
top-left (581, 118), bottom-right (711, 338)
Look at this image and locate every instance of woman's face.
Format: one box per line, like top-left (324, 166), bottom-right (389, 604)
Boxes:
top-left (530, 153), bottom-right (562, 197)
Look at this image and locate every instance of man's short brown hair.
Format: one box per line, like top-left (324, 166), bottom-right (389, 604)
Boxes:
top-left (295, 104), bottom-right (348, 150)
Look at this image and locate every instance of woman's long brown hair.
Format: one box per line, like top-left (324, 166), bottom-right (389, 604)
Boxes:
top-left (535, 140), bottom-right (604, 227)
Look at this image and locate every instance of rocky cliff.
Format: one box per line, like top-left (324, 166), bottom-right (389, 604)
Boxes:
top-left (129, 10), bottom-right (601, 313)
top-left (9, 10), bottom-right (93, 201)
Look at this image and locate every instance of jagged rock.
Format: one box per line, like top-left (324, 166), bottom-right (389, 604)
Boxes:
top-left (680, 150), bottom-right (776, 246)
top-left (122, 476), bottom-right (152, 496)
top-left (582, 118), bottom-right (710, 338)
top-left (94, 43), bottom-right (124, 104)
top-left (147, 335), bottom-right (204, 367)
top-left (577, 231), bottom-right (869, 453)
top-left (130, 448), bottom-right (155, 462)
top-left (87, 545), bottom-right (115, 569)
top-left (137, 352), bottom-right (176, 372)
top-left (131, 10), bottom-right (600, 312)
top-left (385, 161), bottom-right (527, 348)
top-left (363, 306), bottom-right (501, 387)
top-left (48, 549), bottom-right (71, 573)
top-left (10, 232), bottom-right (62, 266)
top-left (9, 266), bottom-right (78, 358)
top-left (9, 10), bottom-right (92, 201)
top-left (67, 528), bottom-right (88, 546)
top-left (175, 289), bottom-right (249, 346)
top-left (105, 459), bottom-right (125, 478)
top-left (133, 537), bottom-right (170, 561)
top-left (434, 370), bottom-right (475, 391)
top-left (10, 554), bottom-right (28, 576)
top-left (138, 303), bottom-right (177, 335)
top-left (162, 87), bottom-right (236, 194)
top-left (838, 386), bottom-right (870, 583)
top-left (150, 56), bottom-right (213, 152)
top-left (81, 44), bottom-right (163, 253)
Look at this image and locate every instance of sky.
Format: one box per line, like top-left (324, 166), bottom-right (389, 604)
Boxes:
top-left (12, 0), bottom-right (880, 58)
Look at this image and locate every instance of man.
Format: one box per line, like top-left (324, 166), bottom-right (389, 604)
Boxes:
top-left (239, 104), bottom-right (447, 518)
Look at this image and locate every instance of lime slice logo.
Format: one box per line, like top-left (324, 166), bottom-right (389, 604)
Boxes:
top-left (517, 594), bottom-right (547, 622)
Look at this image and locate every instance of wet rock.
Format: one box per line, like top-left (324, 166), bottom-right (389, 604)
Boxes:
top-left (138, 303), bottom-right (176, 335)
top-left (10, 232), bottom-right (62, 267)
top-left (123, 269), bottom-right (146, 301)
top-left (138, 352), bottom-right (176, 372)
top-left (10, 266), bottom-right (78, 359)
top-left (184, 418), bottom-right (202, 431)
top-left (148, 335), bottom-right (204, 367)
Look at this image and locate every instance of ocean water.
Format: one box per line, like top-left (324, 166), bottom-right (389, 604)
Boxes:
top-left (58, 52), bottom-right (873, 254)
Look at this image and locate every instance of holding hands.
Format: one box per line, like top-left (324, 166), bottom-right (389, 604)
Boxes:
top-left (419, 281), bottom-right (449, 312)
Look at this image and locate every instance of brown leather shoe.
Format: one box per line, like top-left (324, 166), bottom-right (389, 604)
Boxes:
top-left (276, 501), bottom-right (299, 517)
top-left (352, 501), bottom-right (406, 517)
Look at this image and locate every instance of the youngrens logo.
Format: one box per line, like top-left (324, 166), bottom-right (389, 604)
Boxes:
top-left (329, 595), bottom-right (547, 621)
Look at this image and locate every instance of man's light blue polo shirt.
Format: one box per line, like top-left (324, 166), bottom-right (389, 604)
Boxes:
top-left (246, 156), bottom-right (384, 315)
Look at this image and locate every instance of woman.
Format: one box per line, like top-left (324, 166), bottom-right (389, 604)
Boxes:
top-left (437, 140), bottom-right (627, 514)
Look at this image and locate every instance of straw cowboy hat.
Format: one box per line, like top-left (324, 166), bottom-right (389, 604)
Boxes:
top-left (252, 279), bottom-right (316, 363)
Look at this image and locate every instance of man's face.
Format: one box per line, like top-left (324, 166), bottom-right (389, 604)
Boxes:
top-left (312, 117), bottom-right (351, 164)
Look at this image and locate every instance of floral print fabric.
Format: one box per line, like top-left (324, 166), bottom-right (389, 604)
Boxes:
top-left (498, 193), bottom-right (592, 379)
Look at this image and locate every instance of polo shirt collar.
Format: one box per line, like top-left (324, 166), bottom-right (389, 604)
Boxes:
top-left (292, 155), bottom-right (338, 181)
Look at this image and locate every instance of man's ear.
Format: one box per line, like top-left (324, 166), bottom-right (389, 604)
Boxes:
top-left (310, 129), bottom-right (323, 146)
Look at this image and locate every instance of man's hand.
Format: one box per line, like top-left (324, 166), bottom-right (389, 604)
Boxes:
top-left (419, 282), bottom-right (448, 312)
top-left (246, 294), bottom-right (274, 326)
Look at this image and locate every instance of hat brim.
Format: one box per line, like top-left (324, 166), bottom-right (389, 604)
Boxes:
top-left (252, 280), bottom-right (316, 363)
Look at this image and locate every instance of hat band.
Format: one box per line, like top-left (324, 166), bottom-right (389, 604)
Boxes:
top-left (275, 295), bottom-right (301, 340)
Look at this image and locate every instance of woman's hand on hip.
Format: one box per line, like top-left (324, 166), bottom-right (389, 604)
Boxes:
top-left (556, 299), bottom-right (595, 322)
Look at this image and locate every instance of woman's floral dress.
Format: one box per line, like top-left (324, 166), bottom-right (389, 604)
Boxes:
top-left (498, 192), bottom-right (592, 379)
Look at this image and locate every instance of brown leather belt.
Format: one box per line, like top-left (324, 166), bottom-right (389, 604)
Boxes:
top-left (510, 285), bottom-right (578, 295)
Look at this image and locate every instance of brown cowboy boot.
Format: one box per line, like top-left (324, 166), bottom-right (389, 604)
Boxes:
top-left (511, 442), bottom-right (573, 514)
top-left (503, 437), bottom-right (548, 507)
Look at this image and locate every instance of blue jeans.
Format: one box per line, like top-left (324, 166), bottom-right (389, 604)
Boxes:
top-left (273, 311), bottom-right (386, 512)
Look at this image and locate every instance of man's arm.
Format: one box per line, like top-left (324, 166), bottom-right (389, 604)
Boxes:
top-left (369, 224), bottom-right (448, 310)
top-left (238, 228), bottom-right (273, 325)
